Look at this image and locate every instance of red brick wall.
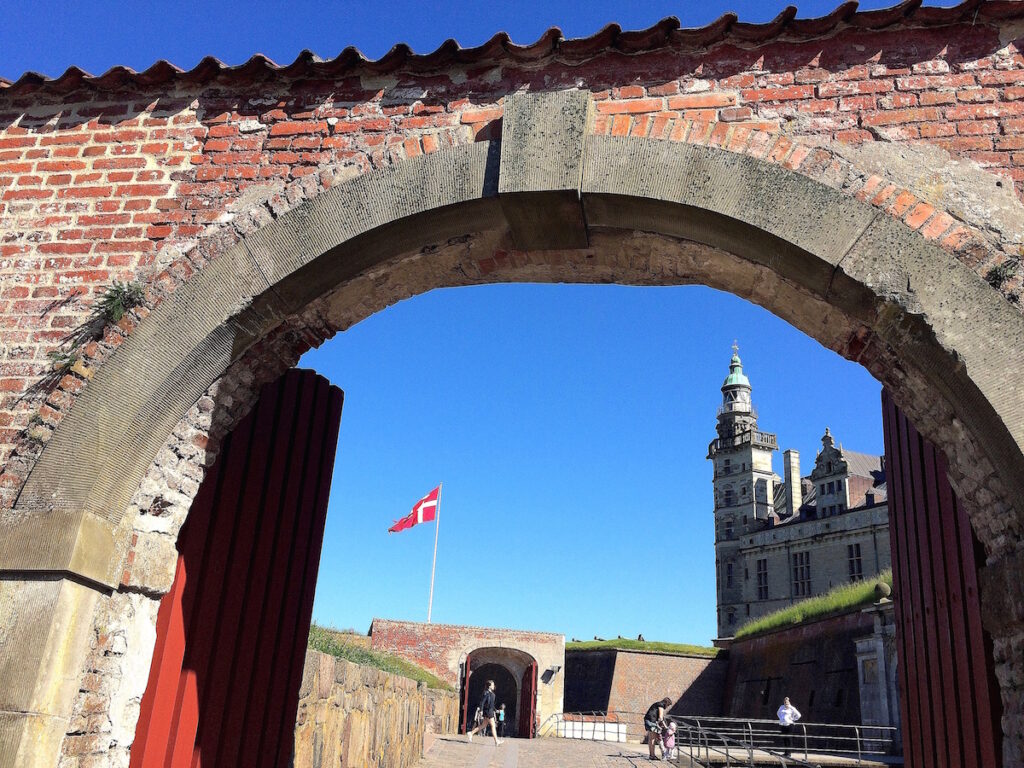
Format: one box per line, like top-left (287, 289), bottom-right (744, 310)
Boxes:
top-left (605, 651), bottom-right (727, 734)
top-left (2, 16), bottom-right (1024, 510)
top-left (369, 619), bottom-right (562, 687)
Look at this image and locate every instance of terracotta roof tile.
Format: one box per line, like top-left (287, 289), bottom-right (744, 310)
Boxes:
top-left (2, 0), bottom-right (1021, 96)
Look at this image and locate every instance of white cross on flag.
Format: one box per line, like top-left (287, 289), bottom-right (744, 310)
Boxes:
top-left (388, 486), bottom-right (440, 533)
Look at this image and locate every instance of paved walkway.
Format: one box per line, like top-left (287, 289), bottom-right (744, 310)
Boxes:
top-left (415, 737), bottom-right (692, 768)
top-left (415, 736), bottom-right (900, 768)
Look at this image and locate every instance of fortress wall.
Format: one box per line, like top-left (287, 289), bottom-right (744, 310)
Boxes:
top-left (293, 649), bottom-right (458, 768)
top-left (564, 649), bottom-right (727, 737)
top-left (721, 610), bottom-right (874, 724)
top-left (369, 619), bottom-right (565, 730)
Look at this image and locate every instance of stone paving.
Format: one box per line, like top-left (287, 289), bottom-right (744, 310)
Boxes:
top-left (414, 736), bottom-right (692, 768)
top-left (415, 736), bottom-right (899, 768)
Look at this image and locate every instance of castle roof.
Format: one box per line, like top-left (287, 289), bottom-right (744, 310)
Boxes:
top-left (722, 349), bottom-right (750, 389)
top-left (839, 449), bottom-right (884, 482)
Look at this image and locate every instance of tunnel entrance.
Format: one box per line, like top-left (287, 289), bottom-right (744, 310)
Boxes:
top-left (461, 647), bottom-right (538, 738)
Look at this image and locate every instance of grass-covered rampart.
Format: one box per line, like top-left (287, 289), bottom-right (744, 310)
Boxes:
top-left (734, 570), bottom-right (894, 640)
top-left (307, 624), bottom-right (453, 691)
top-left (566, 638), bottom-right (719, 657)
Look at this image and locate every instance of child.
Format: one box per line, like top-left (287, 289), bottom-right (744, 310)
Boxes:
top-left (497, 704), bottom-right (506, 737)
top-left (661, 721), bottom-right (677, 760)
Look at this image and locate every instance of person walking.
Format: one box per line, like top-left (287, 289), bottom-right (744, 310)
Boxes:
top-left (643, 697), bottom-right (672, 760)
top-left (777, 696), bottom-right (802, 756)
top-left (467, 680), bottom-right (503, 746)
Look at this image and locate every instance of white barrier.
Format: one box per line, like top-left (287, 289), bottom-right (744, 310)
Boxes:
top-left (554, 718), bottom-right (628, 742)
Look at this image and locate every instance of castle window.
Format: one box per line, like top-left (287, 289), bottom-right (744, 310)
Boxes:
top-left (827, 461), bottom-right (833, 472)
top-left (724, 489), bottom-right (735, 507)
top-left (820, 484), bottom-right (826, 495)
top-left (723, 459), bottom-right (731, 475)
top-left (756, 559), bottom-right (769, 600)
top-left (725, 519), bottom-right (734, 540)
top-left (848, 543), bottom-right (864, 581)
top-left (827, 481), bottom-right (835, 494)
top-left (726, 563), bottom-right (734, 588)
top-left (792, 551), bottom-right (812, 597)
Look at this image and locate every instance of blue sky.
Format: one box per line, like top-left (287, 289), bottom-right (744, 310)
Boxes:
top-left (302, 285), bottom-right (882, 643)
top-left (0, 0), bottom-right (933, 644)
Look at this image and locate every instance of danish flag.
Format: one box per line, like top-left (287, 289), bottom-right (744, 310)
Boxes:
top-left (388, 486), bottom-right (440, 533)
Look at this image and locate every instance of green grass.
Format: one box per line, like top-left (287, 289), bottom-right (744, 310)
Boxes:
top-left (566, 638), bottom-right (719, 657)
top-left (734, 570), bottom-right (894, 640)
top-left (307, 624), bottom-right (453, 691)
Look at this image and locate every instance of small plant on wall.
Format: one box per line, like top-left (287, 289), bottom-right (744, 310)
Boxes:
top-left (95, 280), bottom-right (146, 324)
top-left (46, 346), bottom-right (80, 373)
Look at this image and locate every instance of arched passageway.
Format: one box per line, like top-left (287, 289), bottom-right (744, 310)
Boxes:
top-left (462, 648), bottom-right (538, 739)
top-left (2, 90), bottom-right (1024, 767)
top-left (464, 662), bottom-right (518, 736)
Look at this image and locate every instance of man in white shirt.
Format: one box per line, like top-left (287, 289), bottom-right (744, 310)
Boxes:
top-left (777, 697), bottom-right (801, 755)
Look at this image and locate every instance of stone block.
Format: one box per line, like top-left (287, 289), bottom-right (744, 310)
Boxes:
top-left (981, 549), bottom-right (1024, 636)
top-left (581, 136), bottom-right (876, 300)
top-left (498, 90), bottom-right (592, 249)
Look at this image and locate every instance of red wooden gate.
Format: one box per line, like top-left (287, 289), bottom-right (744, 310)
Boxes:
top-left (460, 656), bottom-right (472, 734)
top-left (518, 660), bottom-right (537, 738)
top-left (882, 390), bottom-right (1002, 768)
top-left (130, 369), bottom-right (343, 768)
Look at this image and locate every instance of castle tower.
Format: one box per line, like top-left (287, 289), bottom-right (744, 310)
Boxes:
top-left (707, 344), bottom-right (778, 637)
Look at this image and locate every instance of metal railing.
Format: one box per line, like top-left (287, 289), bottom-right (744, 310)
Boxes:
top-left (538, 711), bottom-right (899, 767)
top-left (674, 716), bottom-right (898, 765)
top-left (676, 720), bottom-right (823, 767)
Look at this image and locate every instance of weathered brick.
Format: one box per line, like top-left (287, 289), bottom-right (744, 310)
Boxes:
top-left (666, 92), bottom-right (736, 109)
top-left (596, 98), bottom-right (664, 114)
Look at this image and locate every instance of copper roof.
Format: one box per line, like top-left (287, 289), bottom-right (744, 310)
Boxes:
top-left (3, 0), bottom-right (1023, 95)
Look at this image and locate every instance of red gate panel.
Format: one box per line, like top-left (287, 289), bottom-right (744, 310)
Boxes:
top-left (460, 656), bottom-right (472, 734)
top-left (130, 369), bottom-right (343, 768)
top-left (881, 390), bottom-right (1001, 768)
top-left (518, 660), bottom-right (537, 738)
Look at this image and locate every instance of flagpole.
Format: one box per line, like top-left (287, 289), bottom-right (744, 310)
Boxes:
top-left (427, 483), bottom-right (442, 623)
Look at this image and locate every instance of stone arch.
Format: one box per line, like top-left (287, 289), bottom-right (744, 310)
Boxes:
top-left (3, 90), bottom-right (1024, 766)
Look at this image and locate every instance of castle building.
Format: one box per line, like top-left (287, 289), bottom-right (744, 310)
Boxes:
top-left (708, 346), bottom-right (890, 638)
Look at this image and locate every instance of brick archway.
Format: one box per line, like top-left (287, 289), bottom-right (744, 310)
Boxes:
top-left (2, 91), bottom-right (1024, 766)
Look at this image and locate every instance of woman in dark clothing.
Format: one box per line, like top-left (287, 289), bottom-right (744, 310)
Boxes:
top-left (644, 697), bottom-right (673, 760)
top-left (467, 679), bottom-right (503, 746)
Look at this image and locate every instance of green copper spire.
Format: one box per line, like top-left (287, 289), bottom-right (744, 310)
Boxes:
top-left (723, 341), bottom-right (750, 388)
